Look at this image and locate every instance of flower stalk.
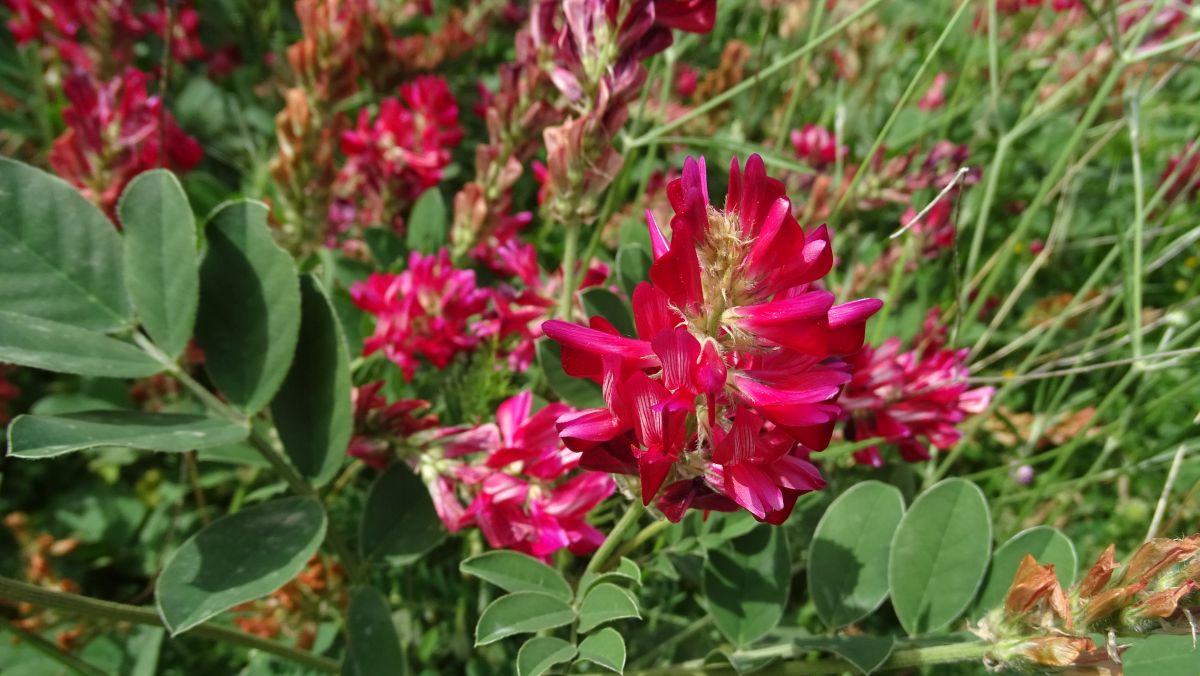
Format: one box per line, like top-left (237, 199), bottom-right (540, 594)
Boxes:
top-left (556, 222), bottom-right (581, 320)
top-left (582, 500), bottom-right (646, 579)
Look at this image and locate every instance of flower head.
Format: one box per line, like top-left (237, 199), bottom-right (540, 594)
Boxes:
top-left (346, 381), bottom-right (439, 469)
top-left (790, 124), bottom-right (845, 170)
top-left (351, 249), bottom-right (489, 381)
top-left (840, 310), bottom-right (994, 466)
top-left (48, 68), bottom-right (203, 216)
top-left (5, 0), bottom-right (206, 72)
top-left (918, 72), bottom-right (949, 111)
top-left (334, 75), bottom-right (463, 236)
top-left (417, 391), bottom-right (615, 561)
top-left (544, 154), bottom-right (881, 523)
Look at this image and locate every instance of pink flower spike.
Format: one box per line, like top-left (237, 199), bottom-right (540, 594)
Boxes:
top-left (541, 153), bottom-right (881, 523)
top-left (841, 309), bottom-right (994, 466)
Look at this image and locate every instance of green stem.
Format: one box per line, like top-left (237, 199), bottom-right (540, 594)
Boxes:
top-left (583, 500), bottom-right (646, 579)
top-left (4, 624), bottom-right (107, 676)
top-left (1126, 96), bottom-right (1146, 360)
top-left (627, 640), bottom-right (993, 675)
top-left (22, 46), bottom-right (54, 148)
top-left (0, 576), bottom-right (340, 673)
top-left (133, 334), bottom-right (368, 583)
top-left (613, 518), bottom-right (672, 562)
top-left (772, 0), bottom-right (826, 148)
top-left (556, 223), bottom-right (581, 320)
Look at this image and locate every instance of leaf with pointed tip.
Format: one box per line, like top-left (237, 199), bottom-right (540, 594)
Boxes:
top-left (0, 157), bottom-right (131, 331)
top-left (0, 312), bottom-right (161, 378)
top-left (118, 169), bottom-right (199, 358)
top-left (577, 628), bottom-right (625, 673)
top-left (155, 496), bottom-right (326, 635)
top-left (889, 479), bottom-right (992, 635)
top-left (822, 635), bottom-right (896, 675)
top-left (517, 637), bottom-right (576, 676)
top-left (703, 650), bottom-right (779, 674)
top-left (195, 201), bottom-right (301, 414)
top-left (270, 275), bottom-right (351, 486)
top-left (580, 557), bottom-right (642, 595)
top-left (578, 583), bottom-right (640, 633)
top-left (459, 551), bottom-right (571, 602)
top-left (6, 411), bottom-right (248, 459)
top-left (474, 593), bottom-right (575, 646)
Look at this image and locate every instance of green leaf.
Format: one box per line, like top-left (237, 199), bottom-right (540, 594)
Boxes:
top-left (0, 312), bottom-right (161, 378)
top-left (359, 463), bottom-right (445, 566)
top-left (696, 511), bottom-right (761, 550)
top-left (702, 525), bottom-right (790, 647)
top-left (195, 201), bottom-right (301, 414)
top-left (703, 650), bottom-right (778, 674)
top-left (117, 169), bottom-right (199, 358)
top-left (974, 526), bottom-right (1077, 618)
top-left (128, 626), bottom-right (165, 676)
top-left (809, 481), bottom-right (906, 629)
top-left (577, 627), bottom-right (626, 673)
top-left (345, 586), bottom-right (405, 676)
top-left (577, 583), bottom-right (640, 633)
top-left (617, 219), bottom-right (652, 253)
top-left (1123, 634), bottom-right (1200, 676)
top-left (405, 189), bottom-right (447, 254)
top-left (888, 478), bottom-right (992, 635)
top-left (536, 338), bottom-right (604, 409)
top-left (6, 411), bottom-right (248, 459)
top-left (821, 635), bottom-right (896, 675)
top-left (459, 550), bottom-right (572, 602)
top-left (517, 637), bottom-right (576, 676)
top-left (474, 592), bottom-right (575, 646)
top-left (579, 287), bottom-right (636, 338)
top-left (195, 441), bottom-right (271, 468)
top-left (581, 557), bottom-right (643, 594)
top-left (155, 496), bottom-right (327, 635)
top-left (29, 393), bottom-right (120, 415)
top-left (615, 243), bottom-right (651, 299)
top-left (613, 557), bottom-right (642, 585)
top-left (0, 157), bottom-right (131, 331)
top-left (269, 275), bottom-right (351, 486)
top-left (364, 227), bottom-right (407, 269)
